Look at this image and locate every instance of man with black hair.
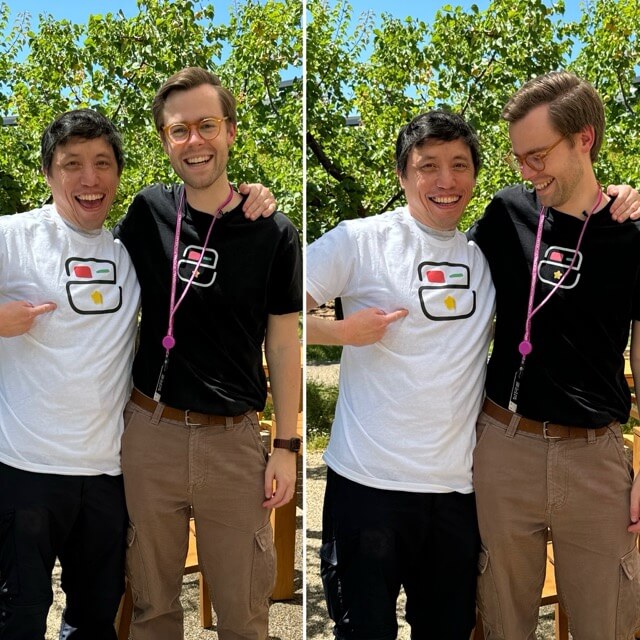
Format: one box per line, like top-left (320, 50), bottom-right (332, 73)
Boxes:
top-left (307, 110), bottom-right (495, 639)
top-left (0, 109), bottom-right (140, 640)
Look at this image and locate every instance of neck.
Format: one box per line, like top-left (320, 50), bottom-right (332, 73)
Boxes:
top-left (554, 175), bottom-right (608, 219)
top-left (408, 207), bottom-right (458, 233)
top-left (184, 178), bottom-right (240, 216)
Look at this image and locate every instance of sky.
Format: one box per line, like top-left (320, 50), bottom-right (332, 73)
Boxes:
top-left (9, 0), bottom-right (586, 32)
top-left (347, 0), bottom-right (584, 24)
top-left (9, 0), bottom-right (140, 25)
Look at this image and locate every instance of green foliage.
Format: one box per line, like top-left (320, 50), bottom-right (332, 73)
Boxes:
top-left (307, 0), bottom-right (640, 241)
top-left (622, 416), bottom-right (638, 435)
top-left (306, 379), bottom-right (338, 448)
top-left (307, 344), bottom-right (343, 363)
top-left (0, 0), bottom-right (302, 230)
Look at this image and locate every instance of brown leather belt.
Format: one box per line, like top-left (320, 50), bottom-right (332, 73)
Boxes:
top-left (482, 398), bottom-right (612, 440)
top-left (131, 389), bottom-right (246, 426)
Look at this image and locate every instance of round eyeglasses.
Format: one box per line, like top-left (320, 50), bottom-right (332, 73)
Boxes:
top-left (162, 116), bottom-right (228, 144)
top-left (505, 136), bottom-right (565, 173)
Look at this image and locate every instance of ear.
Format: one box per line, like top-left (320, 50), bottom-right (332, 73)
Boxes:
top-left (160, 133), bottom-right (170, 155)
top-left (226, 121), bottom-right (237, 147)
top-left (42, 167), bottom-right (51, 187)
top-left (578, 125), bottom-right (595, 153)
top-left (396, 169), bottom-right (405, 189)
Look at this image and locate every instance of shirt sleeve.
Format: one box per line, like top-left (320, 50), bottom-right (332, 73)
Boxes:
top-left (306, 221), bottom-right (357, 306)
top-left (266, 215), bottom-right (303, 315)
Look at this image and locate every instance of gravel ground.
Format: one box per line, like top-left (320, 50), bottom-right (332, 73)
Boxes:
top-left (306, 364), bottom-right (566, 639)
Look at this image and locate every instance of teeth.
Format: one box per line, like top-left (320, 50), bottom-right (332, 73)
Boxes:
top-left (431, 196), bottom-right (460, 204)
top-left (185, 156), bottom-right (210, 164)
top-left (77, 194), bottom-right (103, 201)
top-left (535, 178), bottom-right (553, 190)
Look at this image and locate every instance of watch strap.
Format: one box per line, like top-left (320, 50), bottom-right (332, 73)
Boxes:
top-left (273, 437), bottom-right (301, 452)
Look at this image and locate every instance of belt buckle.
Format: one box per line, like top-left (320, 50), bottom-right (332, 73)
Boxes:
top-left (184, 410), bottom-right (202, 427)
top-left (542, 421), bottom-right (561, 440)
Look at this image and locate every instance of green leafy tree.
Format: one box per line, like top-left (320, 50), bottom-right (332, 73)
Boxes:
top-left (307, 0), bottom-right (640, 241)
top-left (0, 0), bottom-right (302, 229)
top-left (569, 0), bottom-right (640, 189)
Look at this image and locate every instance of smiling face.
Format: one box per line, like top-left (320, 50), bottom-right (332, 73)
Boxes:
top-left (398, 138), bottom-right (476, 231)
top-left (45, 136), bottom-right (120, 232)
top-left (160, 83), bottom-right (236, 195)
top-left (508, 104), bottom-right (594, 214)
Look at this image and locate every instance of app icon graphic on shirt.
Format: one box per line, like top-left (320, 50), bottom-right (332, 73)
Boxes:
top-left (65, 258), bottom-right (122, 314)
top-left (538, 245), bottom-right (582, 289)
top-left (178, 245), bottom-right (218, 287)
top-left (417, 261), bottom-right (476, 321)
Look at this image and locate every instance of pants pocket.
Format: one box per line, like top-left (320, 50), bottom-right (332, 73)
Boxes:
top-left (125, 523), bottom-right (149, 603)
top-left (476, 545), bottom-right (504, 638)
top-left (616, 547), bottom-right (640, 640)
top-left (250, 522), bottom-right (276, 609)
top-left (122, 403), bottom-right (136, 432)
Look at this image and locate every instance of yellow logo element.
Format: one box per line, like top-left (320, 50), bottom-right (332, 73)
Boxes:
top-left (553, 270), bottom-right (562, 280)
top-left (91, 290), bottom-right (104, 305)
top-left (444, 295), bottom-right (457, 311)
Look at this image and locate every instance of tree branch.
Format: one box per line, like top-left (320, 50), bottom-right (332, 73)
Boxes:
top-left (379, 188), bottom-right (403, 213)
top-left (460, 51), bottom-right (497, 116)
top-left (616, 70), bottom-right (636, 115)
top-left (307, 130), bottom-right (347, 182)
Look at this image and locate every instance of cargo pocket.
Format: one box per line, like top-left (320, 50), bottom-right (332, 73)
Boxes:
top-left (616, 547), bottom-right (640, 639)
top-left (250, 522), bottom-right (276, 609)
top-left (476, 545), bottom-right (504, 637)
top-left (124, 523), bottom-right (148, 603)
top-left (320, 539), bottom-right (346, 624)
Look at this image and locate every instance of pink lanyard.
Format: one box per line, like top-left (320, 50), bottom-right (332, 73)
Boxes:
top-left (518, 189), bottom-right (603, 359)
top-left (153, 183), bottom-right (234, 400)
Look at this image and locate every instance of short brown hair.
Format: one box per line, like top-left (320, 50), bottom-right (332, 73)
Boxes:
top-left (152, 67), bottom-right (237, 133)
top-left (502, 71), bottom-right (604, 163)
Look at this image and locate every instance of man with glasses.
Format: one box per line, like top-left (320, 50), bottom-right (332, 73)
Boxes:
top-left (114, 67), bottom-right (302, 640)
top-left (469, 70), bottom-right (640, 638)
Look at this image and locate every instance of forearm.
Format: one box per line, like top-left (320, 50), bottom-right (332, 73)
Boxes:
top-left (306, 291), bottom-right (344, 345)
top-left (306, 313), bottom-right (346, 346)
top-left (265, 315), bottom-right (301, 439)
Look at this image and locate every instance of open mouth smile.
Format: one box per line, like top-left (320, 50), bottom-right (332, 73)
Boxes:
top-left (76, 194), bottom-right (105, 209)
top-left (429, 195), bottom-right (462, 206)
top-left (184, 155), bottom-right (212, 166)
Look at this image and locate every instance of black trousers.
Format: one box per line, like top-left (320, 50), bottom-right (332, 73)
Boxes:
top-left (0, 462), bottom-right (127, 640)
top-left (320, 468), bottom-right (480, 640)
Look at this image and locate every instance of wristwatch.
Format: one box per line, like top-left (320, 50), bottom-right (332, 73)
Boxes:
top-left (273, 437), bottom-right (302, 452)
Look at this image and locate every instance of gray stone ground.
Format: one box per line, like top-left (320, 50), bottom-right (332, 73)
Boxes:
top-left (306, 364), bottom-right (566, 640)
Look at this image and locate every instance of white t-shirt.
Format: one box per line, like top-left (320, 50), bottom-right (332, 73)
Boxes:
top-left (0, 205), bottom-right (140, 475)
top-left (307, 207), bottom-right (495, 493)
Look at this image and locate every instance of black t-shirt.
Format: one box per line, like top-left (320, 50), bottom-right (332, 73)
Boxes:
top-left (468, 184), bottom-right (640, 427)
top-left (114, 183), bottom-right (302, 415)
